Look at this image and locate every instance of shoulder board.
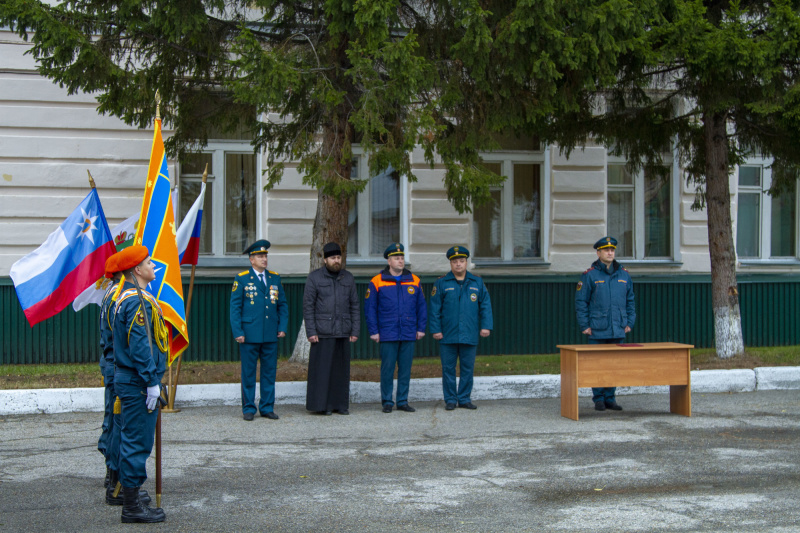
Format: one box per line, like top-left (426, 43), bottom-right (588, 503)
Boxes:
top-left (115, 289), bottom-right (161, 313)
top-left (238, 271), bottom-right (249, 277)
top-left (437, 275), bottom-right (445, 279)
top-left (583, 267), bottom-right (594, 275)
top-left (622, 267), bottom-right (629, 272)
top-left (268, 270), bottom-right (279, 276)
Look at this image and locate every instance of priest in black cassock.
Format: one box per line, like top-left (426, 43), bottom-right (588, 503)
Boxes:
top-left (303, 242), bottom-right (360, 415)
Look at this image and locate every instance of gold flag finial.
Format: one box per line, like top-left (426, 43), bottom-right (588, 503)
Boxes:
top-left (202, 163), bottom-right (209, 184)
top-left (155, 89), bottom-right (161, 121)
top-left (87, 170), bottom-right (96, 189)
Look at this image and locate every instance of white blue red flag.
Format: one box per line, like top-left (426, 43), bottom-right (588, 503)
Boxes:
top-left (176, 182), bottom-right (206, 265)
top-left (10, 189), bottom-right (116, 326)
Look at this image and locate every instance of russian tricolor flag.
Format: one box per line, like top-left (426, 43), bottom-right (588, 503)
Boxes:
top-left (10, 189), bottom-right (116, 327)
top-left (176, 182), bottom-right (206, 266)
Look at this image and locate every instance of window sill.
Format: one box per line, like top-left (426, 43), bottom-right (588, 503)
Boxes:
top-left (472, 259), bottom-right (551, 268)
top-left (617, 260), bottom-right (683, 267)
top-left (739, 259), bottom-right (800, 267)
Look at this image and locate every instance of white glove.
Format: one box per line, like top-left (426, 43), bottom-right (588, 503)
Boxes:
top-left (146, 385), bottom-right (161, 411)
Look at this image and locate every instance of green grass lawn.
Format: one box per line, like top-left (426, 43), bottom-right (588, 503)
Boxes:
top-left (2, 345), bottom-right (799, 389)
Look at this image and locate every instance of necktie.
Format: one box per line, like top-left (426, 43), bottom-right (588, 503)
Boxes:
top-left (258, 273), bottom-right (265, 289)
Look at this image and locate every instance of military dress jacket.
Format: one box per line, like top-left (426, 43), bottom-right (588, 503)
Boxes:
top-left (575, 259), bottom-right (636, 340)
top-left (364, 267), bottom-right (427, 342)
top-left (98, 280), bottom-right (119, 383)
top-left (230, 267), bottom-right (289, 343)
top-left (112, 283), bottom-right (167, 388)
top-left (429, 271), bottom-right (493, 345)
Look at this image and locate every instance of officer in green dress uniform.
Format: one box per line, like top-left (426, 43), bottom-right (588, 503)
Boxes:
top-left (229, 239), bottom-right (289, 421)
top-left (429, 246), bottom-right (493, 410)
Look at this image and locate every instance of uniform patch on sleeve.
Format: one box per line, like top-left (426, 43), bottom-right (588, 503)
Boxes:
top-left (134, 309), bottom-right (146, 326)
top-left (431, 286), bottom-right (437, 297)
top-left (232, 281), bottom-right (238, 292)
top-left (576, 281), bottom-right (583, 291)
top-left (365, 287), bottom-right (370, 299)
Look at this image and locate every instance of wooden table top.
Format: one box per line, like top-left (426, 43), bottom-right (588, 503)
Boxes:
top-left (556, 342), bottom-right (695, 351)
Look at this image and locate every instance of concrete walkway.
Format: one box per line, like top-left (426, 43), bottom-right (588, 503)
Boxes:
top-left (2, 366), bottom-right (800, 415)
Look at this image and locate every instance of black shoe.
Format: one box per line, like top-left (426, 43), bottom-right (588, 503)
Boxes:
top-left (104, 466), bottom-right (111, 488)
top-left (594, 401), bottom-right (606, 411)
top-left (458, 402), bottom-right (477, 410)
top-left (382, 405), bottom-right (393, 413)
top-left (106, 470), bottom-right (151, 506)
top-left (261, 412), bottom-right (279, 420)
top-left (324, 411), bottom-right (332, 416)
top-left (396, 404), bottom-right (416, 412)
top-left (337, 409), bottom-right (350, 415)
top-left (243, 412), bottom-right (255, 421)
top-left (121, 486), bottom-right (165, 523)
top-left (605, 401), bottom-right (623, 411)
top-left (445, 403), bottom-right (456, 411)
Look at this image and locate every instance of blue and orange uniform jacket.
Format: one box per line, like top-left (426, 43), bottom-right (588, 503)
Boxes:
top-left (364, 267), bottom-right (427, 341)
top-left (112, 283), bottom-right (167, 388)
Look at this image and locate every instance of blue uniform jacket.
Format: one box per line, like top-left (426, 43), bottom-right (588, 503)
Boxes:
top-left (230, 267), bottom-right (289, 343)
top-left (364, 267), bottom-right (427, 341)
top-left (99, 281), bottom-right (118, 383)
top-left (429, 271), bottom-right (493, 345)
top-left (575, 259), bottom-right (636, 340)
top-left (112, 283), bottom-right (167, 387)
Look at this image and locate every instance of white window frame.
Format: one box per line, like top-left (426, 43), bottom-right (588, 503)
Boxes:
top-left (178, 140), bottom-right (262, 264)
top-left (606, 148), bottom-right (681, 262)
top-left (736, 157), bottom-right (800, 262)
top-left (347, 148), bottom-right (409, 262)
top-left (472, 149), bottom-right (549, 263)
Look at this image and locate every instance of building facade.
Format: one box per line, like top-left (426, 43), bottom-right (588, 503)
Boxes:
top-left (2, 29), bottom-right (799, 362)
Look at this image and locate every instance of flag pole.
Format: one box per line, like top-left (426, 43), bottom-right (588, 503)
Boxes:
top-left (153, 89), bottom-right (164, 507)
top-left (87, 170), bottom-right (97, 189)
top-left (167, 163), bottom-right (207, 411)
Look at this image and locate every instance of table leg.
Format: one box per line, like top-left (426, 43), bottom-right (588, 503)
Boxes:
top-left (669, 385), bottom-right (691, 417)
top-left (560, 350), bottom-right (579, 421)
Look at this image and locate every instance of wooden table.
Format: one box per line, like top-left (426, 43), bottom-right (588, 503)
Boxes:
top-left (557, 342), bottom-right (694, 421)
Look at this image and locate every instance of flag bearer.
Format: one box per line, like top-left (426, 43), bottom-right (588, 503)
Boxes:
top-left (110, 245), bottom-right (167, 523)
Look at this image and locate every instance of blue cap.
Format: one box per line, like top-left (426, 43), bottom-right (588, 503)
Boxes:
top-left (446, 246), bottom-right (470, 260)
top-left (243, 239), bottom-right (271, 255)
top-left (593, 236), bottom-right (617, 250)
top-left (384, 242), bottom-right (405, 259)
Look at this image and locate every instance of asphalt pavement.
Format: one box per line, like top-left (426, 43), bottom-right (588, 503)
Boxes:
top-left (1, 390), bottom-right (799, 532)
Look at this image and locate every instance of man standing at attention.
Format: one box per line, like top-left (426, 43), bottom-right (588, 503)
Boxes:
top-left (303, 242), bottom-right (360, 415)
top-left (575, 236), bottom-right (636, 412)
top-left (364, 243), bottom-right (427, 413)
top-left (230, 239), bottom-right (288, 421)
top-left (429, 246), bottom-right (493, 411)
top-left (110, 245), bottom-right (166, 523)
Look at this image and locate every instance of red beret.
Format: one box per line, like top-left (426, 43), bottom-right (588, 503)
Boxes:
top-left (105, 245), bottom-right (150, 276)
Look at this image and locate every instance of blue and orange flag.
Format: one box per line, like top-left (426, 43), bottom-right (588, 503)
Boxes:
top-left (135, 119), bottom-right (189, 364)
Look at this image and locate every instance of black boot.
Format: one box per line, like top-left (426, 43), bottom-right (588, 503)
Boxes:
top-left (121, 486), bottom-right (165, 523)
top-left (106, 470), bottom-right (152, 506)
top-left (104, 466), bottom-right (111, 488)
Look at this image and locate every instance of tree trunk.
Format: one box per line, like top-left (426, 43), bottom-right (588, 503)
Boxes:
top-left (703, 111), bottom-right (744, 359)
top-left (288, 109), bottom-right (353, 364)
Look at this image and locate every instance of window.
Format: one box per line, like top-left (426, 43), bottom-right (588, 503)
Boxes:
top-left (347, 155), bottom-right (406, 259)
top-left (179, 146), bottom-right (258, 257)
top-left (472, 155), bottom-right (544, 260)
top-left (736, 161), bottom-right (797, 259)
top-left (606, 156), bottom-right (673, 260)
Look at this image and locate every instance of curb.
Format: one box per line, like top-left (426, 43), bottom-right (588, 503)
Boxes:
top-left (2, 367), bottom-right (799, 416)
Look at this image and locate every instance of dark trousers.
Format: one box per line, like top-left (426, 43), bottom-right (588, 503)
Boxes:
top-left (380, 341), bottom-right (415, 406)
top-left (306, 337), bottom-right (351, 412)
top-left (240, 341), bottom-right (278, 414)
top-left (98, 378), bottom-right (113, 458)
top-left (439, 343), bottom-right (477, 405)
top-left (589, 337), bottom-right (624, 402)
top-left (100, 380), bottom-right (121, 471)
top-left (115, 381), bottom-right (158, 488)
